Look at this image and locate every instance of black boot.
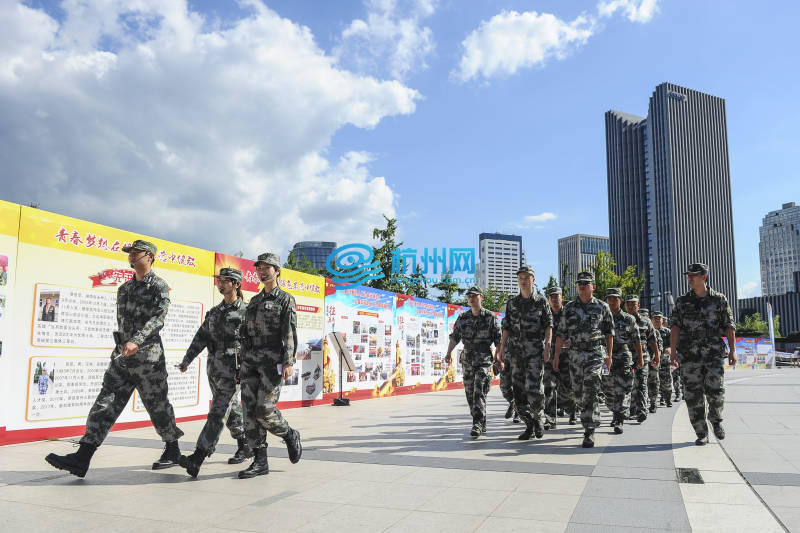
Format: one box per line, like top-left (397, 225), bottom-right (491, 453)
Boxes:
top-left (238, 447), bottom-right (269, 478)
top-left (712, 423), bottom-right (725, 440)
top-left (637, 412), bottom-right (647, 423)
top-left (45, 442), bottom-right (96, 478)
top-left (665, 398), bottom-right (672, 408)
top-left (612, 416), bottom-right (624, 435)
top-left (470, 423), bottom-right (482, 438)
top-left (582, 429), bottom-right (595, 448)
top-left (179, 448), bottom-right (208, 478)
top-left (505, 402), bottom-right (515, 419)
top-left (659, 397), bottom-right (665, 406)
top-left (568, 412), bottom-right (577, 425)
top-left (649, 401), bottom-right (657, 414)
top-left (152, 440), bottom-right (181, 470)
top-left (228, 438), bottom-right (254, 465)
top-left (284, 429), bottom-right (302, 464)
top-left (512, 409), bottom-right (521, 424)
top-left (518, 417), bottom-right (534, 440)
top-left (533, 418), bottom-right (544, 439)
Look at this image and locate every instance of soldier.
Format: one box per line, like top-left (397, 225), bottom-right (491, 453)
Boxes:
top-left (237, 253), bottom-right (302, 478)
top-left (544, 286), bottom-right (570, 429)
top-left (652, 311), bottom-right (674, 407)
top-left (177, 267), bottom-right (251, 477)
top-left (604, 289), bottom-right (643, 434)
top-left (670, 263), bottom-right (736, 445)
top-left (626, 296), bottom-right (660, 422)
top-left (640, 308), bottom-right (661, 413)
top-left (496, 266), bottom-right (553, 440)
top-left (445, 286), bottom-right (502, 438)
top-left (553, 272), bottom-right (614, 448)
top-left (549, 287), bottom-right (577, 425)
top-left (45, 240), bottom-right (184, 477)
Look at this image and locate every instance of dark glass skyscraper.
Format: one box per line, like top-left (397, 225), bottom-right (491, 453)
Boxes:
top-left (291, 241), bottom-right (337, 271)
top-left (606, 83), bottom-right (738, 317)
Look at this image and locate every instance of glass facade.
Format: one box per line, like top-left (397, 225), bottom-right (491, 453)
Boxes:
top-left (292, 241), bottom-right (337, 271)
top-left (760, 202), bottom-right (800, 296)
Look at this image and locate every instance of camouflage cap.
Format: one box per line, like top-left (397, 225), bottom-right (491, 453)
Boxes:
top-left (605, 288), bottom-right (623, 298)
top-left (576, 271), bottom-right (594, 284)
top-left (122, 239), bottom-right (156, 255)
top-left (215, 267), bottom-right (243, 283)
top-left (639, 308), bottom-right (650, 317)
top-left (683, 262), bottom-right (709, 275)
top-left (546, 286), bottom-right (563, 296)
top-left (625, 294), bottom-right (640, 302)
top-left (652, 311), bottom-right (664, 318)
top-left (254, 252), bottom-right (281, 269)
top-left (516, 265), bottom-right (535, 277)
top-left (465, 286), bottom-right (483, 296)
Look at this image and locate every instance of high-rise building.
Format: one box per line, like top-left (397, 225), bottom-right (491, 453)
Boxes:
top-left (291, 241), bottom-right (337, 271)
top-left (606, 82), bottom-right (738, 316)
top-left (558, 234), bottom-right (610, 289)
top-left (477, 233), bottom-right (523, 294)
top-left (760, 202), bottom-right (800, 296)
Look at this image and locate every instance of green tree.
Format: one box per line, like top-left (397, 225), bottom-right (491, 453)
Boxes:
top-left (367, 215), bottom-right (407, 293)
top-left (432, 270), bottom-right (465, 304)
top-left (590, 250), bottom-right (645, 302)
top-left (482, 284), bottom-right (509, 313)
top-left (737, 312), bottom-right (782, 338)
top-left (283, 250), bottom-right (321, 276)
top-left (559, 263), bottom-right (572, 300)
top-left (404, 265), bottom-right (429, 299)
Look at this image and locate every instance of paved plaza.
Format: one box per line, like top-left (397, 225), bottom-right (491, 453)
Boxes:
top-left (1, 369), bottom-right (799, 532)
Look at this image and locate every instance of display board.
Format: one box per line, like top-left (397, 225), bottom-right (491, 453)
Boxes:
top-left (0, 200), bottom-right (21, 433)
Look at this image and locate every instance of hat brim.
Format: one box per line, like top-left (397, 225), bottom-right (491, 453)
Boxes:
top-left (683, 270), bottom-right (707, 275)
top-left (122, 246), bottom-right (147, 253)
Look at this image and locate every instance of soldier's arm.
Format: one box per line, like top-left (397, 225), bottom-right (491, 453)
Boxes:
top-left (670, 325), bottom-right (680, 365)
top-left (129, 282), bottom-right (170, 347)
top-left (181, 312), bottom-right (211, 369)
top-left (491, 314), bottom-right (502, 350)
top-left (553, 335), bottom-right (565, 371)
top-left (445, 318), bottom-right (461, 363)
top-left (543, 326), bottom-right (553, 362)
top-left (281, 296), bottom-right (298, 367)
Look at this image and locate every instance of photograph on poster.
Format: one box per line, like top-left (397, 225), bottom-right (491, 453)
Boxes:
top-left (0, 254), bottom-right (8, 286)
top-left (38, 291), bottom-right (59, 322)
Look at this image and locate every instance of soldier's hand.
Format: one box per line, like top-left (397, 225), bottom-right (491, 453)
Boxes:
top-left (234, 369), bottom-right (240, 384)
top-left (552, 357), bottom-right (559, 372)
top-left (563, 340), bottom-right (571, 349)
top-left (494, 356), bottom-right (504, 372)
top-left (636, 358), bottom-right (644, 369)
top-left (728, 349), bottom-right (737, 366)
top-left (282, 364), bottom-right (294, 381)
top-left (604, 356), bottom-right (611, 370)
top-left (121, 341), bottom-right (139, 357)
top-left (652, 357), bottom-right (660, 367)
top-left (543, 350), bottom-right (550, 363)
top-left (671, 355), bottom-right (679, 368)
top-left (445, 353), bottom-right (452, 364)
top-left (177, 362), bottom-right (188, 373)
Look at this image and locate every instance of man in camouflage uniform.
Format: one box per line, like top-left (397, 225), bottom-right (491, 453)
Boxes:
top-left (626, 296), bottom-right (660, 422)
top-left (604, 288), bottom-right (643, 433)
top-left (549, 287), bottom-right (577, 425)
top-left (640, 308), bottom-right (662, 413)
top-left (177, 267), bottom-right (251, 477)
top-left (446, 286), bottom-right (502, 438)
top-left (45, 240), bottom-right (184, 478)
top-left (497, 266), bottom-right (553, 440)
top-left (238, 253), bottom-right (302, 478)
top-left (554, 272), bottom-right (614, 448)
top-left (670, 263), bottom-right (737, 445)
top-left (544, 286), bottom-right (570, 429)
top-left (652, 311), bottom-right (674, 407)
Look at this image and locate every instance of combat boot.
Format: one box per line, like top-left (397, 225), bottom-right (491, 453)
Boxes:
top-left (612, 416), bottom-right (624, 435)
top-left (648, 401), bottom-right (657, 414)
top-left (533, 418), bottom-right (544, 439)
top-left (45, 442), bottom-right (96, 478)
top-left (505, 402), bottom-right (515, 419)
top-left (659, 397), bottom-right (665, 406)
top-left (695, 434), bottom-right (709, 446)
top-left (179, 448), bottom-right (208, 478)
top-left (712, 423), bottom-right (725, 440)
top-left (665, 398), bottom-right (672, 408)
top-left (228, 438), bottom-right (254, 464)
top-left (470, 423), bottom-right (482, 438)
top-left (238, 447), bottom-right (269, 478)
top-left (512, 409), bottom-right (521, 424)
top-left (582, 429), bottom-right (595, 448)
top-left (284, 429), bottom-right (302, 464)
top-left (557, 408), bottom-right (565, 417)
top-left (568, 412), bottom-right (577, 425)
top-left (480, 418), bottom-right (487, 435)
top-left (636, 412), bottom-right (647, 423)
top-left (152, 440), bottom-right (181, 470)
top-left (518, 417), bottom-right (534, 440)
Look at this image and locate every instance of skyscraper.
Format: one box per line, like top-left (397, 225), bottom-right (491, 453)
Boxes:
top-left (477, 233), bottom-right (523, 294)
top-left (760, 202), bottom-right (800, 296)
top-left (291, 241), bottom-right (337, 271)
top-left (606, 82), bottom-right (738, 316)
top-left (558, 234), bottom-right (610, 289)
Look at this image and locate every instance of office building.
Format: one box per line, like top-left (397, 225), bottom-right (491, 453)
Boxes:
top-left (477, 233), bottom-right (523, 294)
top-left (760, 202), bottom-right (800, 296)
top-left (291, 241), bottom-right (337, 271)
top-left (558, 234), bottom-right (610, 289)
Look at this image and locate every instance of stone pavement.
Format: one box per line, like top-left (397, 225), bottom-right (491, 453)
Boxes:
top-left (0, 369), bottom-right (795, 532)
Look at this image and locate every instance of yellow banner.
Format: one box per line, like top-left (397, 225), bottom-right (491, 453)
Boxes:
top-left (279, 268), bottom-right (325, 300)
top-left (0, 200), bottom-right (21, 237)
top-left (18, 206), bottom-right (214, 276)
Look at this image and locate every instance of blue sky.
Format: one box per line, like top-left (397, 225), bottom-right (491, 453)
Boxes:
top-left (3, 1), bottom-right (798, 297)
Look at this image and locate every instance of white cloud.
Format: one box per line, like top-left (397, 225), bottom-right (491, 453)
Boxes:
top-left (738, 281), bottom-right (761, 299)
top-left (452, 10), bottom-right (595, 82)
top-left (597, 0), bottom-right (659, 23)
top-left (0, 0), bottom-right (420, 256)
top-left (524, 212), bottom-right (557, 223)
top-left (336, 0), bottom-right (437, 80)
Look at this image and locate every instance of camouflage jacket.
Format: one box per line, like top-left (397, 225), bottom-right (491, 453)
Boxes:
top-left (556, 297), bottom-right (614, 354)
top-left (182, 298), bottom-right (246, 374)
top-left (502, 292), bottom-right (553, 356)
top-left (241, 285), bottom-right (298, 366)
top-left (116, 270), bottom-right (170, 362)
top-left (634, 314), bottom-right (659, 362)
top-left (657, 326), bottom-right (671, 362)
top-left (550, 306), bottom-right (565, 358)
top-left (671, 288), bottom-right (735, 361)
top-left (450, 307), bottom-right (501, 367)
top-left (610, 310), bottom-right (641, 366)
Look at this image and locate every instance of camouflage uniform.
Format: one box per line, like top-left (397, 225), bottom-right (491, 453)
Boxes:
top-left (643, 309), bottom-right (661, 410)
top-left (502, 291), bottom-right (553, 426)
top-left (656, 324), bottom-right (673, 403)
top-left (629, 304), bottom-right (657, 420)
top-left (81, 254), bottom-right (183, 447)
top-left (240, 280), bottom-right (297, 449)
top-left (606, 304), bottom-right (641, 422)
top-left (557, 289), bottom-right (614, 430)
top-left (672, 365), bottom-right (683, 400)
top-left (450, 306), bottom-right (502, 429)
top-left (499, 354), bottom-right (515, 410)
top-left (671, 282), bottom-right (735, 438)
top-left (181, 297), bottom-right (246, 455)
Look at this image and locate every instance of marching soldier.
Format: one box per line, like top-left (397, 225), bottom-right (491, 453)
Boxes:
top-left (626, 296), bottom-right (660, 422)
top-left (652, 311), bottom-right (675, 407)
top-left (604, 289), bottom-right (643, 433)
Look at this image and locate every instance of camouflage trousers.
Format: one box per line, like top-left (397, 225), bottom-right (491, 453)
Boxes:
top-left (510, 350), bottom-right (544, 422)
top-left (569, 349), bottom-right (604, 430)
top-left (196, 369), bottom-right (245, 454)
top-left (240, 362), bottom-right (290, 450)
top-left (605, 359), bottom-right (634, 417)
top-left (682, 357), bottom-right (725, 437)
top-left (462, 364), bottom-right (492, 426)
top-left (499, 357), bottom-right (514, 405)
top-left (630, 362), bottom-right (649, 417)
top-left (81, 357), bottom-right (183, 447)
top-left (658, 358), bottom-right (673, 400)
top-left (647, 361), bottom-right (660, 405)
top-left (557, 352), bottom-right (576, 416)
top-left (672, 366), bottom-right (683, 397)
top-left (543, 360), bottom-right (558, 424)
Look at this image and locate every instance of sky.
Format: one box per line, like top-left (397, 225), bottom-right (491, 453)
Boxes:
top-left (1, 0), bottom-right (798, 298)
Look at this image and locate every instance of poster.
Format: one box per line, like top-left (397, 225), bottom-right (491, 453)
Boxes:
top-left (0, 200), bottom-right (21, 432)
top-left (214, 254), bottom-right (325, 404)
top-left (394, 295), bottom-right (449, 387)
top-left (726, 337), bottom-right (774, 369)
top-left (5, 205), bottom-right (214, 434)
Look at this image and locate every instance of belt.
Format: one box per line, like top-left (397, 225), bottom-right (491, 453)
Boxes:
top-left (573, 339), bottom-right (603, 351)
top-left (684, 328), bottom-right (721, 338)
